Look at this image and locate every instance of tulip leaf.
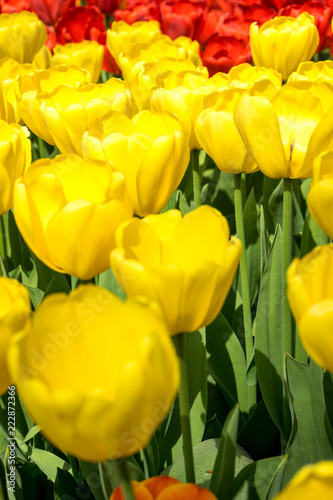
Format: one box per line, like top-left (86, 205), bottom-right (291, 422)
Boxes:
top-left (16, 445), bottom-right (71, 483)
top-left (21, 425), bottom-right (41, 444)
top-left (162, 438), bottom-right (252, 489)
top-left (159, 329), bottom-right (207, 468)
top-left (209, 404), bottom-right (240, 500)
top-left (79, 458), bottom-right (144, 500)
top-left (265, 455), bottom-right (289, 500)
top-left (206, 313), bottom-right (249, 418)
top-left (238, 400), bottom-right (279, 461)
top-left (54, 469), bottom-right (81, 500)
top-left (232, 455), bottom-right (287, 500)
top-left (243, 189), bottom-right (260, 305)
top-left (254, 225), bottom-right (292, 439)
top-left (99, 268), bottom-right (126, 301)
top-left (25, 286), bottom-right (44, 310)
top-left (4, 446), bottom-right (24, 500)
top-left (283, 356), bottom-right (333, 485)
top-left (233, 481), bottom-right (249, 500)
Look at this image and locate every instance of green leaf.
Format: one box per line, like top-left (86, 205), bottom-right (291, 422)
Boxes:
top-left (159, 329), bottom-right (207, 468)
top-left (207, 313), bottom-right (249, 418)
top-left (43, 274), bottom-right (70, 298)
top-left (265, 455), bottom-right (288, 500)
top-left (54, 469), bottom-right (81, 500)
top-left (79, 459), bottom-right (144, 500)
top-left (162, 439), bottom-right (252, 489)
top-left (233, 455), bottom-right (287, 500)
top-left (243, 189), bottom-right (260, 305)
top-left (238, 400), bottom-right (279, 461)
top-left (21, 426), bottom-right (41, 444)
top-left (283, 356), bottom-right (333, 484)
top-left (141, 434), bottom-right (159, 477)
top-left (98, 268), bottom-right (126, 301)
top-left (210, 405), bottom-right (240, 500)
top-left (17, 445), bottom-right (71, 483)
top-left (25, 287), bottom-right (44, 310)
top-left (4, 446), bottom-right (24, 500)
top-left (259, 205), bottom-right (269, 280)
top-left (254, 226), bottom-right (291, 439)
top-left (233, 481), bottom-right (249, 500)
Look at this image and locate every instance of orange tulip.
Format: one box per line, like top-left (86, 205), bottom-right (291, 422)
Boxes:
top-left (110, 476), bottom-right (218, 500)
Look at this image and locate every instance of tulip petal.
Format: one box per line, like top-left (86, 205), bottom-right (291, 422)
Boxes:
top-left (234, 95), bottom-right (288, 178)
top-left (46, 199), bottom-right (131, 279)
top-left (136, 133), bottom-right (189, 216)
top-left (195, 109), bottom-right (257, 174)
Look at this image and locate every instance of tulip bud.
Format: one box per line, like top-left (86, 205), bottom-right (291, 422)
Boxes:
top-left (307, 151), bottom-right (333, 240)
top-left (14, 154), bottom-right (133, 280)
top-left (287, 244), bottom-right (333, 372)
top-left (250, 13), bottom-right (319, 81)
top-left (0, 120), bottom-right (31, 215)
top-left (272, 461), bottom-right (333, 499)
top-left (0, 12), bottom-right (47, 64)
top-left (111, 205), bottom-right (242, 334)
top-left (110, 476), bottom-right (218, 499)
top-left (52, 41), bottom-right (104, 84)
top-left (83, 110), bottom-right (190, 216)
top-left (0, 277), bottom-right (31, 396)
top-left (8, 285), bottom-right (179, 461)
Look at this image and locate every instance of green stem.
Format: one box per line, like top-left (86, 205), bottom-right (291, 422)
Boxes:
top-left (0, 215), bottom-right (8, 275)
top-left (173, 333), bottom-right (196, 483)
top-left (116, 460), bottom-right (136, 500)
top-left (37, 136), bottom-right (45, 159)
top-left (234, 174), bottom-right (256, 412)
top-left (191, 149), bottom-right (201, 208)
top-left (283, 178), bottom-right (293, 356)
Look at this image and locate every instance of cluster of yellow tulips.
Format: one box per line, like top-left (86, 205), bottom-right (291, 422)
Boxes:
top-left (1, 7), bottom-right (333, 499)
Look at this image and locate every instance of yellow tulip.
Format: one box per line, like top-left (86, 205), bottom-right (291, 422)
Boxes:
top-left (32, 44), bottom-right (53, 70)
top-left (16, 65), bottom-right (91, 144)
top-left (83, 110), bottom-right (189, 216)
top-left (288, 61), bottom-right (333, 85)
top-left (13, 154), bottom-right (133, 280)
top-left (228, 63), bottom-right (282, 89)
top-left (0, 12), bottom-right (47, 64)
top-left (234, 81), bottom-right (333, 178)
top-left (20, 78), bottom-right (135, 151)
top-left (156, 69), bottom-right (211, 91)
top-left (307, 151), bottom-right (333, 240)
top-left (273, 461), bottom-right (333, 499)
top-left (150, 85), bottom-right (216, 150)
top-left (52, 41), bottom-right (104, 84)
top-left (0, 58), bottom-right (35, 123)
top-left (8, 285), bottom-right (179, 461)
top-left (287, 244), bottom-right (333, 372)
top-left (125, 57), bottom-right (207, 111)
top-left (118, 35), bottom-right (202, 82)
top-left (250, 13), bottom-right (319, 81)
top-left (0, 120), bottom-right (31, 215)
top-left (0, 277), bottom-right (31, 396)
top-left (111, 205), bottom-right (242, 334)
top-left (107, 20), bottom-right (161, 68)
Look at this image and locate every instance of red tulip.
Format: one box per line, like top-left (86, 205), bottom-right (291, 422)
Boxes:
top-left (114, 2), bottom-right (159, 23)
top-left (30, 0), bottom-right (75, 25)
top-left (201, 35), bottom-right (252, 76)
top-left (0, 0), bottom-right (31, 13)
top-left (158, 0), bottom-right (207, 40)
top-left (86, 0), bottom-right (121, 15)
top-left (56, 6), bottom-right (106, 45)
